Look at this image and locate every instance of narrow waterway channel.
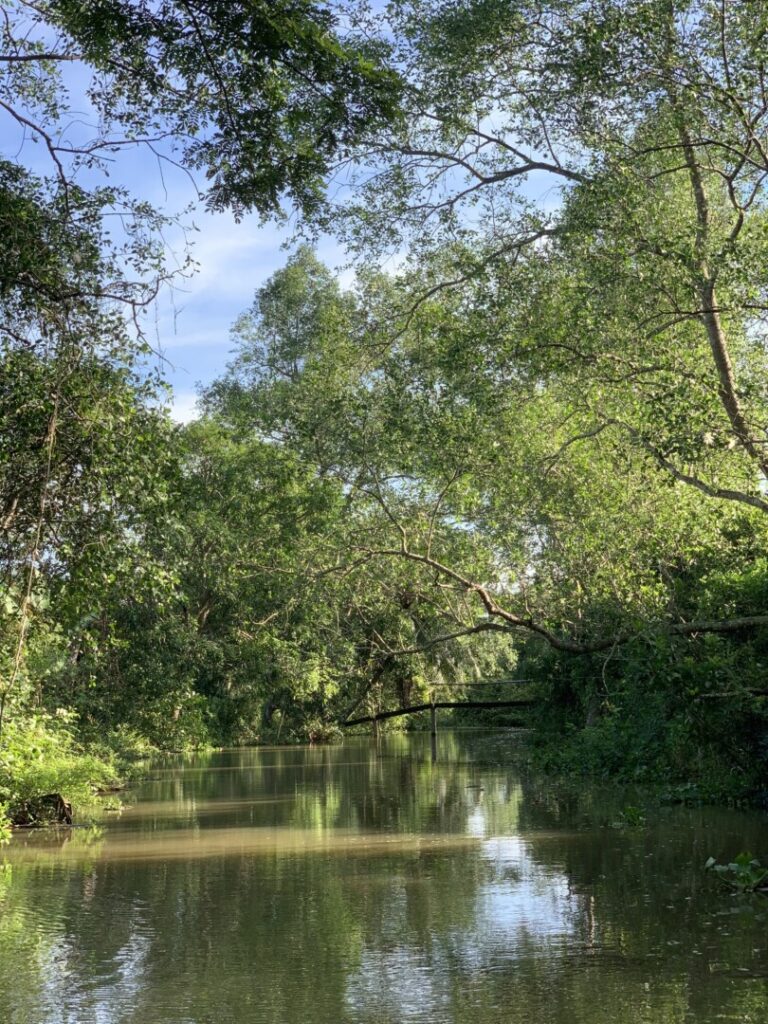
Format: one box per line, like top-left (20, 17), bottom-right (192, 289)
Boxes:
top-left (2, 731), bottom-right (768, 1023)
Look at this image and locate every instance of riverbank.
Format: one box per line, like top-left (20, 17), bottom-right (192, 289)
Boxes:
top-left (0, 712), bottom-right (160, 839)
top-left (3, 700), bottom-right (766, 841)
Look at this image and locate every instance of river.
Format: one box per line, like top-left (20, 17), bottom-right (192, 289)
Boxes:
top-left (1, 731), bottom-right (767, 1023)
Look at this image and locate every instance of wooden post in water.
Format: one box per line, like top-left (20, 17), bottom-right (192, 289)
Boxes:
top-left (372, 696), bottom-right (381, 748)
top-left (430, 702), bottom-right (438, 762)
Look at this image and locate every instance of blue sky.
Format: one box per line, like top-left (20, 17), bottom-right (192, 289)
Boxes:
top-left (0, 65), bottom-right (348, 424)
top-left (2, 30), bottom-right (565, 427)
top-left (144, 197), bottom-right (348, 423)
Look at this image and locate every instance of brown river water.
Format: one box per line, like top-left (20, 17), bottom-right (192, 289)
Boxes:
top-left (1, 731), bottom-right (768, 1023)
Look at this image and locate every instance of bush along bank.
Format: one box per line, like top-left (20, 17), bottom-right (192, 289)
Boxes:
top-left (516, 629), bottom-right (768, 805)
top-left (0, 711), bottom-right (157, 838)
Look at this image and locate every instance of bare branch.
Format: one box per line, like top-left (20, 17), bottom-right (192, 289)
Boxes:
top-left (361, 544), bottom-right (768, 660)
top-left (0, 52), bottom-right (79, 63)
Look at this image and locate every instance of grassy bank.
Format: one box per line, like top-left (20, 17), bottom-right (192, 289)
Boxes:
top-left (0, 712), bottom-right (158, 841)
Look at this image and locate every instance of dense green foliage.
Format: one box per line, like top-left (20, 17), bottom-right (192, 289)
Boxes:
top-left (6, 0), bottom-right (768, 823)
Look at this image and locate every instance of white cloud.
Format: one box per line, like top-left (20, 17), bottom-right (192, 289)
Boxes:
top-left (169, 390), bottom-right (200, 424)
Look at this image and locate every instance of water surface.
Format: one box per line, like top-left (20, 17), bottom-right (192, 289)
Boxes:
top-left (2, 732), bottom-right (768, 1023)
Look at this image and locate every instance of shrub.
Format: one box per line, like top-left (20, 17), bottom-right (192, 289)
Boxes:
top-left (0, 710), bottom-right (117, 826)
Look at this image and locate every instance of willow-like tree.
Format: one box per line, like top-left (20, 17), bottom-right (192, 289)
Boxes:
top-left (298, 0), bottom-right (768, 653)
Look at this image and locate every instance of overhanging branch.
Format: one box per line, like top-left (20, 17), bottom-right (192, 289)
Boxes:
top-left (364, 546), bottom-right (768, 657)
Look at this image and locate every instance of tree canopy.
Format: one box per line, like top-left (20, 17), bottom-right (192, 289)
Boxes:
top-left (4, 0), bottom-right (768, 817)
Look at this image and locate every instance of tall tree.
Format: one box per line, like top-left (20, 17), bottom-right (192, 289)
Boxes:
top-left (0, 0), bottom-right (400, 741)
top-left (296, 0), bottom-right (768, 650)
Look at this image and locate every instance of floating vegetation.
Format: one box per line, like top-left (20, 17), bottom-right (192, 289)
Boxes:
top-left (705, 853), bottom-right (768, 893)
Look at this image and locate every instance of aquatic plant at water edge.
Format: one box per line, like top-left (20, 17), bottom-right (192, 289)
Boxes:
top-left (705, 853), bottom-right (768, 893)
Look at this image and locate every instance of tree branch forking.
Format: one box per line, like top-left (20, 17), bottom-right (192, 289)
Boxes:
top-left (363, 545), bottom-right (768, 659)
